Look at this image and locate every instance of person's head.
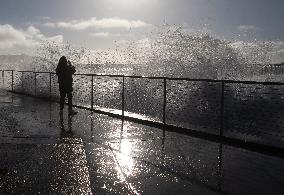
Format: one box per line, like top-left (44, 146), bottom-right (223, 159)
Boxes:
top-left (58, 56), bottom-right (67, 66)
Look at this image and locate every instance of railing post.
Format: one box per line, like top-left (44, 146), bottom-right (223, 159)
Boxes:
top-left (91, 75), bottom-right (94, 109)
top-left (122, 76), bottom-right (125, 117)
top-left (220, 81), bottom-right (225, 136)
top-left (21, 72), bottom-right (24, 93)
top-left (49, 72), bottom-right (52, 100)
top-left (2, 70), bottom-right (4, 89)
top-left (34, 72), bottom-right (37, 96)
top-left (11, 70), bottom-right (14, 92)
top-left (163, 78), bottom-right (167, 124)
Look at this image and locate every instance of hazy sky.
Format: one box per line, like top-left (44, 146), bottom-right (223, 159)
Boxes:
top-left (0, 0), bottom-right (283, 61)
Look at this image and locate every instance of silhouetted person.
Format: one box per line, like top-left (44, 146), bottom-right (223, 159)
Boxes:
top-left (56, 56), bottom-right (77, 115)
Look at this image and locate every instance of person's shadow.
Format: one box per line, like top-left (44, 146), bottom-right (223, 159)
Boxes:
top-left (59, 113), bottom-right (76, 141)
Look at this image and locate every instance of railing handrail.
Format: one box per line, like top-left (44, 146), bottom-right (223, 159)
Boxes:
top-left (2, 69), bottom-right (284, 85)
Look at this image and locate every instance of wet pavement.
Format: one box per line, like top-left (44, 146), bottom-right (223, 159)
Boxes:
top-left (0, 90), bottom-right (284, 194)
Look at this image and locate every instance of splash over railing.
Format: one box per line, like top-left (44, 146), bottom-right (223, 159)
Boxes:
top-left (1, 69), bottom-right (284, 149)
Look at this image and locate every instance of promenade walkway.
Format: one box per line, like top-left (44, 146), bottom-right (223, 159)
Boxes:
top-left (0, 90), bottom-right (284, 194)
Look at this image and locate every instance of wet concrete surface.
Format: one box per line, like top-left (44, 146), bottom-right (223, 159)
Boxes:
top-left (0, 90), bottom-right (284, 194)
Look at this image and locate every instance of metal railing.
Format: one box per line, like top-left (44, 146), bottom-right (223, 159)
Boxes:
top-left (1, 69), bottom-right (284, 150)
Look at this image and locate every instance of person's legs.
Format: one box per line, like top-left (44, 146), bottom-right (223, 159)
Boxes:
top-left (67, 91), bottom-right (78, 115)
top-left (67, 92), bottom-right (73, 111)
top-left (60, 90), bottom-right (67, 110)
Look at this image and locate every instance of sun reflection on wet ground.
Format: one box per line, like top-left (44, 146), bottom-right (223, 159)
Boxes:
top-left (0, 92), bottom-right (284, 194)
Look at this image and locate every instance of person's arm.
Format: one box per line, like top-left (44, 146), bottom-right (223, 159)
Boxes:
top-left (68, 60), bottom-right (76, 74)
top-left (56, 65), bottom-right (60, 75)
top-left (71, 66), bottom-right (76, 74)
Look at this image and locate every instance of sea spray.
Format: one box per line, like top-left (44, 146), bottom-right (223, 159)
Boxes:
top-left (26, 25), bottom-right (274, 80)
